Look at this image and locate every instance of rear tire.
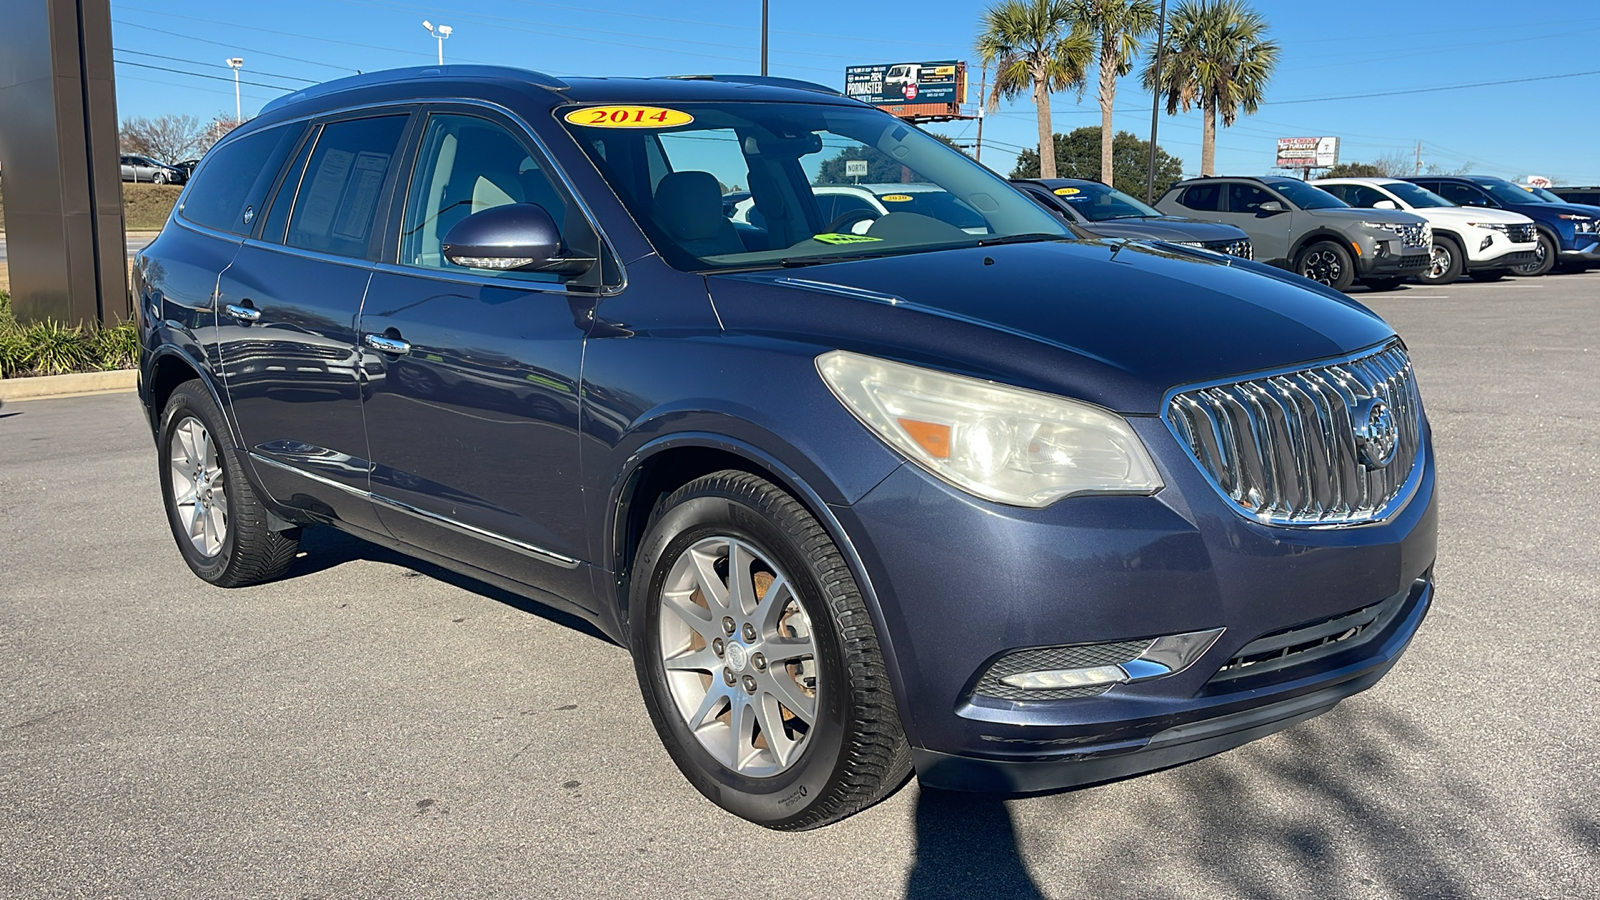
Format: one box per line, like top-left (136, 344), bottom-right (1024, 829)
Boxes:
top-left (159, 381), bottom-right (300, 586)
top-left (1417, 237), bottom-right (1463, 285)
top-left (1294, 240), bottom-right (1356, 292)
top-left (629, 470), bottom-right (911, 830)
top-left (1512, 232), bottom-right (1556, 277)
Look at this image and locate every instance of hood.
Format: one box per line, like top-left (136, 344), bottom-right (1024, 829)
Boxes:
top-left (1079, 217), bottom-right (1248, 244)
top-left (1499, 200), bottom-right (1598, 221)
top-left (1304, 207), bottom-right (1428, 226)
top-left (710, 239), bottom-right (1394, 413)
top-left (1421, 206), bottom-right (1533, 227)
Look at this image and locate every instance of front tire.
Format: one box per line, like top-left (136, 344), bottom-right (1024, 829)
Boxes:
top-left (1512, 232), bottom-right (1556, 277)
top-left (152, 171), bottom-right (169, 185)
top-left (1417, 237), bottom-right (1463, 285)
top-left (1295, 240), bottom-right (1356, 292)
top-left (630, 470), bottom-right (910, 830)
top-left (159, 381), bottom-right (300, 586)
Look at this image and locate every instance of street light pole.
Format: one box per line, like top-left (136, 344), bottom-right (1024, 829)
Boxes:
top-left (1145, 0), bottom-right (1168, 203)
top-left (760, 0), bottom-right (769, 76)
top-left (226, 57), bottom-right (244, 124)
top-left (422, 20), bottom-right (452, 65)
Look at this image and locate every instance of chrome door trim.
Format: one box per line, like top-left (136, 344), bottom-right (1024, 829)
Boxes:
top-left (372, 495), bottom-right (582, 569)
top-left (247, 452), bottom-right (581, 569)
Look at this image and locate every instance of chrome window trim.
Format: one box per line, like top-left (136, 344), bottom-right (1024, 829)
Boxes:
top-left (197, 96), bottom-right (627, 297)
top-left (1160, 339), bottom-right (1428, 530)
top-left (248, 452), bottom-right (581, 569)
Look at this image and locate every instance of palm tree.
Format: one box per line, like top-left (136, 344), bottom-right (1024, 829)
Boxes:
top-left (1142, 0), bottom-right (1279, 176)
top-left (975, 0), bottom-right (1093, 179)
top-left (1068, 0), bottom-right (1158, 185)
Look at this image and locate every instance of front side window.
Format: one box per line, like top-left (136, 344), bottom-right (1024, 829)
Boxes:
top-left (1227, 183), bottom-right (1278, 213)
top-left (1325, 184), bottom-right (1392, 209)
top-left (400, 113), bottom-right (573, 283)
top-left (280, 115), bottom-right (408, 258)
top-left (1383, 181), bottom-right (1451, 209)
top-left (559, 101), bottom-right (1066, 270)
top-left (1437, 182), bottom-right (1491, 207)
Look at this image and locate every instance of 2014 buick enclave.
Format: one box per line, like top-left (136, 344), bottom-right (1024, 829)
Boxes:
top-left (136, 66), bottom-right (1437, 830)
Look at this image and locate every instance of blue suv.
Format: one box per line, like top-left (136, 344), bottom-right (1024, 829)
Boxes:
top-left (136, 66), bottom-right (1437, 829)
top-left (1405, 175), bottom-right (1600, 276)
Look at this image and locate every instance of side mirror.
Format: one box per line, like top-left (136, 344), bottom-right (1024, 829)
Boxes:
top-left (1256, 201), bottom-right (1285, 214)
top-left (441, 202), bottom-right (594, 275)
top-left (1373, 199), bottom-right (1398, 210)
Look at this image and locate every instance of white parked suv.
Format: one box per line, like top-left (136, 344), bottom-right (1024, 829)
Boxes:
top-left (730, 183), bottom-right (990, 235)
top-left (1313, 177), bottom-right (1538, 284)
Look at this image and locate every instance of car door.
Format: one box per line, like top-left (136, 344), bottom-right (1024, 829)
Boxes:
top-left (214, 109), bottom-right (413, 535)
top-left (120, 155), bottom-right (138, 182)
top-left (1219, 182), bottom-right (1293, 264)
top-left (357, 107), bottom-right (603, 602)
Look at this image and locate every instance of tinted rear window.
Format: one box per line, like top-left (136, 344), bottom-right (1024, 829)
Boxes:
top-left (1181, 183), bottom-right (1221, 211)
top-left (179, 126), bottom-right (301, 234)
top-left (283, 115), bottom-right (409, 258)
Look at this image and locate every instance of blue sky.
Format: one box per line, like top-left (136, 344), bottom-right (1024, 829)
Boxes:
top-left (110, 0), bottom-right (1600, 184)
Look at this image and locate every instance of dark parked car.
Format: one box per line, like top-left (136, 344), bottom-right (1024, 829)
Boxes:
top-left (1403, 175), bottom-right (1600, 275)
top-left (120, 154), bottom-right (184, 184)
top-left (1547, 186), bottom-right (1600, 207)
top-left (136, 66), bottom-right (1437, 830)
top-left (1013, 177), bottom-right (1252, 259)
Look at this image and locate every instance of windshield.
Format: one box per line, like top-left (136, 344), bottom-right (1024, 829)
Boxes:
top-left (1472, 177), bottom-right (1547, 206)
top-left (1267, 180), bottom-right (1348, 210)
top-left (559, 102), bottom-right (1069, 270)
top-left (1045, 182), bottom-right (1163, 221)
top-left (1526, 186), bottom-right (1566, 203)
top-left (1384, 181), bottom-right (1452, 209)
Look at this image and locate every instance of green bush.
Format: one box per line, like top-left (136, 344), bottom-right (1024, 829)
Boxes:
top-left (0, 289), bottom-right (141, 378)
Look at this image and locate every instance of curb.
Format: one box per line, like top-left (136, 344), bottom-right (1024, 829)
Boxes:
top-left (0, 369), bottom-right (138, 401)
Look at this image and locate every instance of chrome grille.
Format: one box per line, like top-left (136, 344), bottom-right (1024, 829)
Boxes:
top-left (1165, 342), bottom-right (1425, 526)
top-left (1507, 223), bottom-right (1536, 243)
top-left (1204, 237), bottom-right (1253, 260)
top-left (1397, 222), bottom-right (1430, 249)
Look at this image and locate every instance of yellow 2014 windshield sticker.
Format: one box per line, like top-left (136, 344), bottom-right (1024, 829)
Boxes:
top-left (564, 106), bottom-right (694, 128)
top-left (880, 194), bottom-right (913, 202)
top-left (812, 233), bottom-right (883, 245)
top-left (1053, 187), bottom-right (1081, 196)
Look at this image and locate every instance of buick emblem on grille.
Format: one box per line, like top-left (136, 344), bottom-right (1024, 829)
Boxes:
top-left (1354, 399), bottom-right (1399, 468)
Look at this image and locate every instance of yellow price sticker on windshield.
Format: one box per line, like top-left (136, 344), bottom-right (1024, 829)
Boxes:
top-left (1053, 187), bottom-right (1081, 196)
top-left (880, 194), bottom-right (913, 202)
top-left (564, 106), bottom-right (695, 128)
top-left (812, 233), bottom-right (883, 245)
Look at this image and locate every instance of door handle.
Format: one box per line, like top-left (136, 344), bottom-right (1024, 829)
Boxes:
top-left (364, 333), bottom-right (412, 355)
top-left (223, 303), bottom-right (261, 323)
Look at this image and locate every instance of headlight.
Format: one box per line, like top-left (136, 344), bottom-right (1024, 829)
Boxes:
top-left (816, 351), bottom-right (1163, 507)
top-left (1467, 222), bottom-right (1509, 232)
top-left (1360, 222), bottom-right (1403, 235)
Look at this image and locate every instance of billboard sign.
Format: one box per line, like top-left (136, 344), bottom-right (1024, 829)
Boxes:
top-left (1276, 136), bottom-right (1340, 168)
top-left (845, 61), bottom-right (963, 106)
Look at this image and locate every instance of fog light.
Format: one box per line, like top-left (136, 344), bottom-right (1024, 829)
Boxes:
top-left (1481, 235), bottom-right (1494, 251)
top-left (989, 628), bottom-right (1226, 695)
top-left (1000, 665), bottom-right (1126, 690)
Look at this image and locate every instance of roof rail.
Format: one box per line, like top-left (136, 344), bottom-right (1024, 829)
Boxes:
top-left (259, 65), bottom-right (568, 116)
top-left (658, 74), bottom-right (843, 96)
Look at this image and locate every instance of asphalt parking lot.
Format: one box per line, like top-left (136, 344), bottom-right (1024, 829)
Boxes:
top-left (2, 272), bottom-right (1597, 899)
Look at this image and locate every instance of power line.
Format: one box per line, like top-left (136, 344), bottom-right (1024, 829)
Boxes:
top-left (1269, 69), bottom-right (1600, 105)
top-left (111, 20), bottom-right (361, 73)
top-left (113, 58), bottom-right (300, 92)
top-left (114, 48), bottom-right (320, 84)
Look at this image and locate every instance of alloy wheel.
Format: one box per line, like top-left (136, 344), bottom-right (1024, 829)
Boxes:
top-left (657, 535), bottom-right (818, 777)
top-left (168, 415), bottom-right (228, 557)
top-left (1302, 250), bottom-right (1342, 285)
top-left (1427, 245), bottom-right (1452, 279)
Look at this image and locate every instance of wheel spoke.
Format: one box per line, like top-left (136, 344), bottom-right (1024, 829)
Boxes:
top-left (752, 693), bottom-right (800, 768)
top-left (687, 684), bottom-right (730, 733)
top-left (763, 670), bottom-right (816, 725)
top-left (663, 646), bottom-right (721, 673)
top-left (726, 541), bottom-right (754, 616)
top-left (729, 697), bottom-right (757, 772)
top-left (757, 634), bottom-right (813, 663)
top-left (688, 545), bottom-right (730, 611)
top-left (750, 572), bottom-right (791, 634)
top-left (661, 588), bottom-right (720, 641)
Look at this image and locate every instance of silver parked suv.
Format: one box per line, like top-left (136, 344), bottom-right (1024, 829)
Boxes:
top-left (1156, 176), bottom-right (1431, 291)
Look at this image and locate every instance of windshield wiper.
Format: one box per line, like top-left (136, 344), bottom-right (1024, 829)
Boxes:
top-left (974, 232), bottom-right (1067, 247)
top-left (778, 253), bottom-right (889, 267)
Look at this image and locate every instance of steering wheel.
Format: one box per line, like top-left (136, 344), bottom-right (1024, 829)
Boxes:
top-left (821, 208), bottom-right (882, 235)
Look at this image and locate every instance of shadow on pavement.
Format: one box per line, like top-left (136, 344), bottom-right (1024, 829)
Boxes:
top-left (289, 523), bottom-right (613, 643)
top-left (905, 788), bottom-right (1045, 900)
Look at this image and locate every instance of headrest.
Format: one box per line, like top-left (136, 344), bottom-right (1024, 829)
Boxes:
top-left (654, 171), bottom-right (727, 243)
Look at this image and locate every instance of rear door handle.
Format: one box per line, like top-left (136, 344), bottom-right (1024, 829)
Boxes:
top-left (364, 333), bottom-right (411, 355)
top-left (223, 303), bottom-right (260, 323)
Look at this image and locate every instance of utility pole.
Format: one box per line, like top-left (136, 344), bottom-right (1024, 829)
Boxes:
top-left (760, 0), bottom-right (769, 76)
top-left (226, 58), bottom-right (244, 124)
top-left (1415, 140), bottom-right (1422, 175)
top-left (1145, 0), bottom-right (1169, 203)
top-left (975, 64), bottom-right (986, 165)
top-left (422, 20), bottom-right (452, 65)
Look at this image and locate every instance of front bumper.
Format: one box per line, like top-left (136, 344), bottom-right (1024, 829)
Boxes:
top-left (834, 416), bottom-right (1437, 794)
top-left (1357, 247), bottom-right (1430, 278)
top-left (1558, 237), bottom-right (1600, 264)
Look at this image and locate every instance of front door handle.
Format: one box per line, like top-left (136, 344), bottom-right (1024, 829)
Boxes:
top-left (364, 333), bottom-right (411, 355)
top-left (223, 303), bottom-right (260, 323)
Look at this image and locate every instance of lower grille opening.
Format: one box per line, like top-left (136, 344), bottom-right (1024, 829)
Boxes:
top-left (1210, 586), bottom-right (1411, 682)
top-left (973, 640), bottom-right (1150, 701)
